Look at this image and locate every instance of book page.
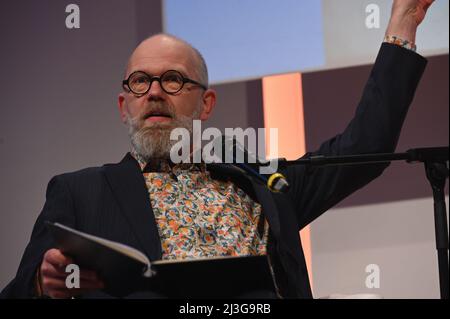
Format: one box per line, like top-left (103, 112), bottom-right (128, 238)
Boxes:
top-left (53, 223), bottom-right (150, 267)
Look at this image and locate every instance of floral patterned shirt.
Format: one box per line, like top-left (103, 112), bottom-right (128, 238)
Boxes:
top-left (132, 152), bottom-right (269, 261)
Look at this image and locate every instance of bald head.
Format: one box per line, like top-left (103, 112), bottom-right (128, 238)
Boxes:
top-left (125, 33), bottom-right (209, 87)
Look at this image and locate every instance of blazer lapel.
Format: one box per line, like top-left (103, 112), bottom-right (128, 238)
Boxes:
top-left (249, 180), bottom-right (281, 239)
top-left (103, 153), bottom-right (162, 260)
top-left (250, 179), bottom-right (302, 264)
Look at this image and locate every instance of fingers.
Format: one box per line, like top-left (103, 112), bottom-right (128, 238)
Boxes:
top-left (41, 272), bottom-right (105, 299)
top-left (41, 260), bottom-right (67, 279)
top-left (44, 248), bottom-right (73, 268)
top-left (423, 0), bottom-right (434, 12)
top-left (42, 249), bottom-right (100, 279)
top-left (41, 261), bottom-right (102, 281)
top-left (40, 249), bottom-right (105, 299)
top-left (42, 277), bottom-right (104, 291)
top-left (42, 277), bottom-right (103, 290)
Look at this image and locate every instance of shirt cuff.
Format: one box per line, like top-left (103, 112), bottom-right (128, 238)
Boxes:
top-left (383, 35), bottom-right (417, 52)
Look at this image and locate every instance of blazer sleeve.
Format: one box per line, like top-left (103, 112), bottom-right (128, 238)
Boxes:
top-left (0, 175), bottom-right (76, 298)
top-left (285, 43), bottom-right (428, 230)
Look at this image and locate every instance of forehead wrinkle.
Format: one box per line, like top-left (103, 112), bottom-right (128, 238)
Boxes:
top-left (127, 57), bottom-right (190, 78)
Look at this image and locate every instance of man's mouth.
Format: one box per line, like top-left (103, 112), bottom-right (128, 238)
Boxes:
top-left (144, 111), bottom-right (173, 123)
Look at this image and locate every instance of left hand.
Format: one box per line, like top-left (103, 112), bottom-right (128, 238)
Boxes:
top-left (386, 0), bottom-right (435, 43)
top-left (391, 0), bottom-right (434, 26)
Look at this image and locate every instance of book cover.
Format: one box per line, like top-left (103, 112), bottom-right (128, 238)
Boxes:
top-left (46, 222), bottom-right (277, 298)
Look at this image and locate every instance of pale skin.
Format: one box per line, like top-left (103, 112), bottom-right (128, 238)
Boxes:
top-left (385, 0), bottom-right (434, 43)
top-left (37, 0), bottom-right (433, 298)
top-left (118, 35), bottom-right (217, 127)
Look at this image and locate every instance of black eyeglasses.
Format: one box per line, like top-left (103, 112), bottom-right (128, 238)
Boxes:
top-left (122, 70), bottom-right (208, 96)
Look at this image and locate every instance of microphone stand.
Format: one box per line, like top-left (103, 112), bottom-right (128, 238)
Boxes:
top-left (277, 146), bottom-right (449, 299)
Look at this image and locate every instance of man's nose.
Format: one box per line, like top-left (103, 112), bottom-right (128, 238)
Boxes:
top-left (146, 79), bottom-right (165, 100)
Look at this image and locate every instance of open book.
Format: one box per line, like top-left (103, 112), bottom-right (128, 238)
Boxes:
top-left (46, 222), bottom-right (277, 298)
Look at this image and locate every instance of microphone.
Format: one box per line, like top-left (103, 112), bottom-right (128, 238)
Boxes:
top-left (221, 136), bottom-right (290, 193)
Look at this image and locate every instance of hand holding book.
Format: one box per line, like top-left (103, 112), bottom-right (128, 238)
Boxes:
top-left (37, 248), bottom-right (104, 299)
top-left (45, 222), bottom-right (277, 298)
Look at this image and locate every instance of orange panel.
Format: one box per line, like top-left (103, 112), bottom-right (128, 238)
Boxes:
top-left (262, 73), bottom-right (313, 288)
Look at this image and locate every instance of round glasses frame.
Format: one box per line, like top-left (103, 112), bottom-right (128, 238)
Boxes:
top-left (122, 70), bottom-right (208, 96)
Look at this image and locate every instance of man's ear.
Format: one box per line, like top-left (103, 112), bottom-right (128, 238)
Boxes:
top-left (118, 93), bottom-right (128, 124)
top-left (199, 89), bottom-right (216, 121)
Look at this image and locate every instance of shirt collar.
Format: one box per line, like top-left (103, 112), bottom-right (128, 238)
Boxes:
top-left (130, 149), bottom-right (206, 173)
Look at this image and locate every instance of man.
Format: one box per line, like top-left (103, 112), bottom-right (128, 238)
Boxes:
top-left (1, 0), bottom-right (433, 298)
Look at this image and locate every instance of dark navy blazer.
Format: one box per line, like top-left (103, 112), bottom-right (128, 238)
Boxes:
top-left (1, 44), bottom-right (427, 298)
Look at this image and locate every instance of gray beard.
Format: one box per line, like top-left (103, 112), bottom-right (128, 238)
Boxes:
top-left (127, 108), bottom-right (200, 162)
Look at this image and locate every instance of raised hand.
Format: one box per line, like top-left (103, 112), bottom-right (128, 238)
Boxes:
top-left (386, 0), bottom-right (435, 43)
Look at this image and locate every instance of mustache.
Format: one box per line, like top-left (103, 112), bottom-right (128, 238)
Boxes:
top-left (140, 102), bottom-right (175, 120)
